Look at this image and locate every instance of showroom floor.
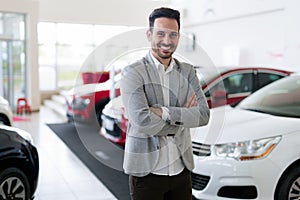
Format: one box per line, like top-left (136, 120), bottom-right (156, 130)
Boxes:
top-left (13, 106), bottom-right (117, 200)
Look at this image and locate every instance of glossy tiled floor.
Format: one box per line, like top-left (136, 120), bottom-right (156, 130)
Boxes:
top-left (13, 106), bottom-right (117, 200)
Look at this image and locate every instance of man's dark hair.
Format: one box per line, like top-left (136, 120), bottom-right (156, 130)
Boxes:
top-left (149, 7), bottom-right (180, 31)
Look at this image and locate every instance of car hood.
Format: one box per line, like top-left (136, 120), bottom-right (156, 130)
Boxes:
top-left (191, 105), bottom-right (300, 144)
top-left (67, 73), bottom-right (121, 96)
top-left (67, 81), bottom-right (113, 96)
top-left (102, 96), bottom-right (123, 120)
top-left (0, 96), bottom-right (13, 125)
top-left (0, 125), bottom-right (34, 143)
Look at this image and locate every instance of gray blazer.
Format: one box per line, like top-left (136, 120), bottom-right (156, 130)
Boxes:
top-left (120, 52), bottom-right (210, 176)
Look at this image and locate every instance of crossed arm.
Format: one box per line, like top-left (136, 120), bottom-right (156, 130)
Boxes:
top-left (121, 65), bottom-right (210, 137)
top-left (150, 93), bottom-right (198, 117)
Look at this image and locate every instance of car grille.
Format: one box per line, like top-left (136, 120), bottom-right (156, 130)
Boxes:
top-left (191, 172), bottom-right (210, 191)
top-left (192, 141), bottom-right (211, 156)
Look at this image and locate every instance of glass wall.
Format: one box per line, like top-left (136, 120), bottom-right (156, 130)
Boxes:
top-left (0, 12), bottom-right (26, 107)
top-left (38, 22), bottom-right (136, 90)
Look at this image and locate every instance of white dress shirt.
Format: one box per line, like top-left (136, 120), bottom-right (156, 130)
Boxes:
top-left (149, 52), bottom-right (185, 176)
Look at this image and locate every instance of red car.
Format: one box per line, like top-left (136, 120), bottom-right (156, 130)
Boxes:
top-left (100, 66), bottom-right (293, 145)
top-left (66, 72), bottom-right (121, 125)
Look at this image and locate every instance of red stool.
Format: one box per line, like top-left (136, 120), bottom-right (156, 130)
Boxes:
top-left (16, 98), bottom-right (32, 114)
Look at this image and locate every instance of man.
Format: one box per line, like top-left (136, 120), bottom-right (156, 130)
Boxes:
top-left (120, 7), bottom-right (210, 200)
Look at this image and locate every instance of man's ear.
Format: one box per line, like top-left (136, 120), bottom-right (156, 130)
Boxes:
top-left (146, 29), bottom-right (151, 41)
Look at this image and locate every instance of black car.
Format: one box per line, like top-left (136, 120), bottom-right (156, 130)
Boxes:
top-left (0, 125), bottom-right (39, 200)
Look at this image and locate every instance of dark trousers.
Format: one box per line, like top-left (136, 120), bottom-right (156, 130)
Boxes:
top-left (129, 168), bottom-right (192, 200)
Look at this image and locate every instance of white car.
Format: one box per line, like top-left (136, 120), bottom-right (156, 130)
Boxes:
top-left (100, 66), bottom-right (292, 145)
top-left (191, 74), bottom-right (300, 199)
top-left (100, 95), bottom-right (127, 145)
top-left (0, 96), bottom-right (13, 126)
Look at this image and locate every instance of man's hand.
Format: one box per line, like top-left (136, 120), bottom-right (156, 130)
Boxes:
top-left (184, 93), bottom-right (198, 108)
top-left (150, 93), bottom-right (197, 118)
top-left (150, 107), bottom-right (162, 117)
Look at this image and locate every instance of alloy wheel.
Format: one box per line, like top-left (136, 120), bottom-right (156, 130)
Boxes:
top-left (0, 177), bottom-right (26, 200)
top-left (289, 177), bottom-right (300, 199)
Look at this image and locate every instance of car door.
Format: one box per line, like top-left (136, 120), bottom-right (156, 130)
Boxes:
top-left (205, 70), bottom-right (254, 108)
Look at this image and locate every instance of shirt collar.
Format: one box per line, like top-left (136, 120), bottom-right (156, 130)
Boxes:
top-left (149, 51), bottom-right (174, 73)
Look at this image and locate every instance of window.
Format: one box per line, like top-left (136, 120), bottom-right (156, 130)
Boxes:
top-left (0, 12), bottom-right (26, 107)
top-left (38, 22), bottom-right (136, 90)
top-left (206, 73), bottom-right (253, 97)
top-left (257, 73), bottom-right (283, 90)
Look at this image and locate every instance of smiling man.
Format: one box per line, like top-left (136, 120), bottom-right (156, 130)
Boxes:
top-left (120, 7), bottom-right (210, 200)
top-left (147, 14), bottom-right (179, 66)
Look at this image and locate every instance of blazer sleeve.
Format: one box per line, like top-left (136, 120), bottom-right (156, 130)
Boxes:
top-left (167, 67), bottom-right (210, 128)
top-left (120, 65), bottom-right (168, 136)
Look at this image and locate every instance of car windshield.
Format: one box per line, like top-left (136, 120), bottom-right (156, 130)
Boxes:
top-left (237, 75), bottom-right (300, 118)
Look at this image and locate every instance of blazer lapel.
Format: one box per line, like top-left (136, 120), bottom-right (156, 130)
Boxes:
top-left (144, 53), bottom-right (164, 105)
top-left (169, 61), bottom-right (181, 106)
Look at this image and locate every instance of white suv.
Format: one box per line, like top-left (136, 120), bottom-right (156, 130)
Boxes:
top-left (0, 96), bottom-right (13, 126)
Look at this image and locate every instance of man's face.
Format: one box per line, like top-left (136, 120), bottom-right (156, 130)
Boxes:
top-left (147, 17), bottom-right (180, 63)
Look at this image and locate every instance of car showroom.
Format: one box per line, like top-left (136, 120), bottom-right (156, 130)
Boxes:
top-left (1, 0), bottom-right (300, 199)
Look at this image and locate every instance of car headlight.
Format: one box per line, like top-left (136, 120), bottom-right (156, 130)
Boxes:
top-left (214, 136), bottom-right (281, 161)
top-left (72, 97), bottom-right (91, 109)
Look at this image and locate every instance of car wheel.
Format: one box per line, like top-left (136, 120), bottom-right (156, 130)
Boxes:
top-left (0, 115), bottom-right (10, 126)
top-left (275, 165), bottom-right (300, 200)
top-left (0, 168), bottom-right (30, 200)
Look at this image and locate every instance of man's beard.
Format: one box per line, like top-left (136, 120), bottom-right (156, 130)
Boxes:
top-left (152, 43), bottom-right (176, 60)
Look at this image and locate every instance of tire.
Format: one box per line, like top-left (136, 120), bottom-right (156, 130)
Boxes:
top-left (275, 165), bottom-right (300, 200)
top-left (0, 115), bottom-right (10, 126)
top-left (0, 167), bottom-right (30, 200)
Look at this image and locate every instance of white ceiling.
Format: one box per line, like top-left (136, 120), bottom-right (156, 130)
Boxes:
top-left (38, 0), bottom-right (172, 26)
